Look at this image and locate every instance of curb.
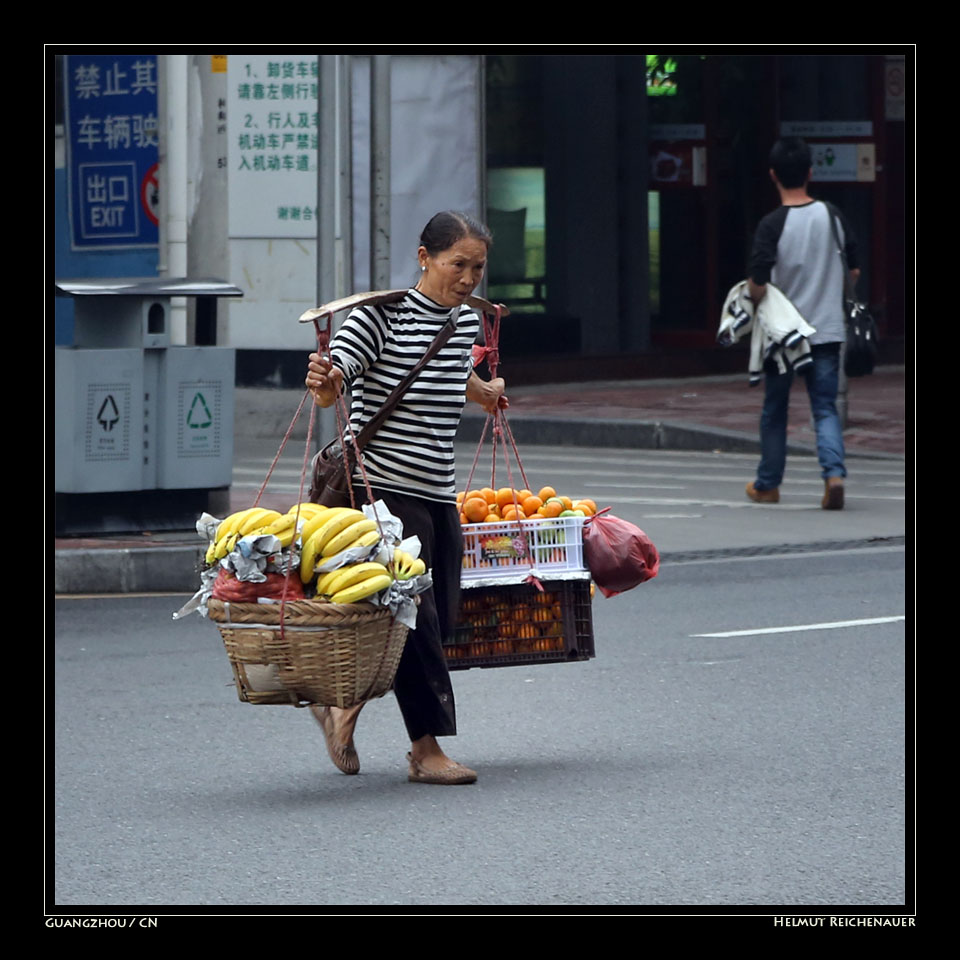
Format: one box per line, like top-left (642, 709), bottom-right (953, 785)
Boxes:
top-left (55, 544), bottom-right (205, 595)
top-left (457, 413), bottom-right (904, 460)
top-left (232, 388), bottom-right (904, 461)
top-left (54, 535), bottom-right (905, 596)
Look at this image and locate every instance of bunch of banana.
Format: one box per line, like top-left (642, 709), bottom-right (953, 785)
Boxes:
top-left (285, 502), bottom-right (328, 523)
top-left (206, 507), bottom-right (284, 564)
top-left (242, 512), bottom-right (297, 549)
top-left (315, 561), bottom-right (393, 603)
top-left (299, 508), bottom-right (381, 584)
top-left (393, 548), bottom-right (426, 581)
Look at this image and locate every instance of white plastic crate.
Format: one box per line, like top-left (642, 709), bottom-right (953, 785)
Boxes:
top-left (461, 516), bottom-right (586, 580)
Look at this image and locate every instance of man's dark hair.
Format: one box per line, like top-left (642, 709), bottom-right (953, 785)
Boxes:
top-left (769, 137), bottom-right (812, 189)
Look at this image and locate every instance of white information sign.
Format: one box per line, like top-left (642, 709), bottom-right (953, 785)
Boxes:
top-left (781, 120), bottom-right (873, 138)
top-left (809, 142), bottom-right (876, 183)
top-left (227, 55), bottom-right (319, 238)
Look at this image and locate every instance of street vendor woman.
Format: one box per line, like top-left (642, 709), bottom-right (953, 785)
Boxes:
top-left (304, 210), bottom-right (508, 785)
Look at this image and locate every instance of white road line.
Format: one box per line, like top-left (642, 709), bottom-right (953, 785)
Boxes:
top-left (691, 616), bottom-right (905, 638)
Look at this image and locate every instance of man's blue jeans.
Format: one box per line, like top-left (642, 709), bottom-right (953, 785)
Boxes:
top-left (755, 342), bottom-right (846, 490)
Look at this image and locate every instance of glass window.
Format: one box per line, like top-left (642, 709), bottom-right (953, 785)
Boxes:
top-left (486, 167), bottom-right (546, 312)
top-left (485, 56), bottom-right (547, 312)
top-left (779, 55), bottom-right (870, 122)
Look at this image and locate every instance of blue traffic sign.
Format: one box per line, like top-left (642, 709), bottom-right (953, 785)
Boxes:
top-left (64, 54), bottom-right (159, 250)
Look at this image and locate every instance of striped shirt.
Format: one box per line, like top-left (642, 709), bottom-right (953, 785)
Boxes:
top-left (329, 288), bottom-right (480, 503)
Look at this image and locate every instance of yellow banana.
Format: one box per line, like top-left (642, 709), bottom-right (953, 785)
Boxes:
top-left (352, 530), bottom-right (381, 550)
top-left (287, 502), bottom-right (327, 519)
top-left (213, 530), bottom-right (240, 560)
top-left (321, 518), bottom-right (378, 558)
top-left (205, 541), bottom-right (218, 565)
top-left (314, 565), bottom-right (347, 595)
top-left (302, 520), bottom-right (354, 583)
top-left (330, 572), bottom-right (393, 604)
top-left (238, 508), bottom-right (282, 536)
top-left (392, 548), bottom-right (425, 580)
top-left (310, 508), bottom-right (367, 555)
top-left (257, 512), bottom-right (297, 541)
top-left (301, 506), bottom-right (360, 550)
top-left (323, 562), bottom-right (390, 598)
top-left (299, 540), bottom-right (322, 584)
top-left (215, 507), bottom-right (260, 542)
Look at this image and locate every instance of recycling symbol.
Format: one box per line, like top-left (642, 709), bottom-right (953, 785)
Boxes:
top-left (97, 394), bottom-right (120, 432)
top-left (187, 391), bottom-right (213, 429)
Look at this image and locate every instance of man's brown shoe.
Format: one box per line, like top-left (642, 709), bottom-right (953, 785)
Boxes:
top-left (822, 477), bottom-right (845, 510)
top-left (746, 481), bottom-right (779, 504)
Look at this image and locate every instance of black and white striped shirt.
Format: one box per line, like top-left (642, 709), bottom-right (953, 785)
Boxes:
top-left (330, 288), bottom-right (480, 503)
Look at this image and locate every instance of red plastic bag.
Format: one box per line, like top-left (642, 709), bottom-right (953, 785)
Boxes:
top-left (582, 511), bottom-right (660, 598)
top-left (211, 569), bottom-right (305, 603)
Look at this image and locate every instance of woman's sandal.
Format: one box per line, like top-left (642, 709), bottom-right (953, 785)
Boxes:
top-left (407, 752), bottom-right (477, 785)
top-left (311, 705), bottom-right (360, 775)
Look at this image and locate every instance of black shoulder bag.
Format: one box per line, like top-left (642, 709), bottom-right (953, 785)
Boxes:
top-left (826, 203), bottom-right (879, 378)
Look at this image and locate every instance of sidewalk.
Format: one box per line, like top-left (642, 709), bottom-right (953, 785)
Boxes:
top-left (459, 364), bottom-right (906, 459)
top-left (54, 366), bottom-right (906, 594)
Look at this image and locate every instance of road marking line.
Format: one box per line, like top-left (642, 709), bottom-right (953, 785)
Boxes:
top-left (691, 616), bottom-right (905, 637)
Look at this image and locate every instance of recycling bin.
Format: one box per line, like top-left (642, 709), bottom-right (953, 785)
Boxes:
top-left (54, 277), bottom-right (242, 535)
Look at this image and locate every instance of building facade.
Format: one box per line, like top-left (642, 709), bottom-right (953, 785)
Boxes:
top-left (53, 51), bottom-right (909, 387)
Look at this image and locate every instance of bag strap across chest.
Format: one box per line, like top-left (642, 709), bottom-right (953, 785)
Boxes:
top-left (350, 302), bottom-right (463, 453)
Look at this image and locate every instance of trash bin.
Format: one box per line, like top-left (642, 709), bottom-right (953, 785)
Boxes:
top-left (54, 277), bottom-right (242, 536)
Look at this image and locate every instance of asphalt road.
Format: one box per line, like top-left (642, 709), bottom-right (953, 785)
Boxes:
top-left (52, 545), bottom-right (908, 912)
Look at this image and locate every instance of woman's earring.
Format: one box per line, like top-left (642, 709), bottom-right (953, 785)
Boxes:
top-left (421, 265), bottom-right (425, 272)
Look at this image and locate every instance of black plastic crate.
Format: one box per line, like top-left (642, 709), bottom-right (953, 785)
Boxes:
top-left (444, 578), bottom-right (595, 670)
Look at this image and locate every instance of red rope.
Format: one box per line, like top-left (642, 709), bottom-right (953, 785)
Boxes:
top-left (461, 306), bottom-right (541, 589)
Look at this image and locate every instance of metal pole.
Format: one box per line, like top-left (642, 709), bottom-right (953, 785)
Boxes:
top-left (336, 54), bottom-right (353, 300)
top-left (317, 55), bottom-right (337, 310)
top-left (162, 55), bottom-right (189, 344)
top-left (371, 55), bottom-right (391, 289)
top-left (314, 55), bottom-right (339, 450)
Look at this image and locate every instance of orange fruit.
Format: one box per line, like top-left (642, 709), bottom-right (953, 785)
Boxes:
top-left (460, 512), bottom-right (468, 524)
top-left (576, 498), bottom-right (597, 514)
top-left (518, 489), bottom-right (533, 502)
top-left (481, 487), bottom-right (497, 504)
top-left (496, 487), bottom-right (519, 509)
top-left (456, 491), bottom-right (465, 504)
top-left (559, 496), bottom-right (573, 510)
top-left (538, 486), bottom-right (557, 501)
top-left (522, 495), bottom-right (544, 515)
top-left (463, 497), bottom-right (490, 522)
top-left (540, 500), bottom-right (563, 518)
top-left (483, 513), bottom-right (500, 524)
top-left (502, 506), bottom-right (524, 522)
top-left (466, 489), bottom-right (484, 503)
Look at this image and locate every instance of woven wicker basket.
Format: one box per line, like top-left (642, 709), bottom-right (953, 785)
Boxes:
top-left (207, 598), bottom-right (409, 708)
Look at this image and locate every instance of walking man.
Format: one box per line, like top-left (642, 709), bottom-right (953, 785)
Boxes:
top-left (746, 137), bottom-right (861, 510)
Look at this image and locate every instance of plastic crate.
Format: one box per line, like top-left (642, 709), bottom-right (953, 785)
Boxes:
top-left (460, 516), bottom-right (585, 580)
top-left (444, 577), bottom-right (595, 670)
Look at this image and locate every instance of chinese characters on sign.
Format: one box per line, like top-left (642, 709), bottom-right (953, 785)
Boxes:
top-left (64, 55), bottom-right (159, 250)
top-left (228, 56), bottom-right (320, 238)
